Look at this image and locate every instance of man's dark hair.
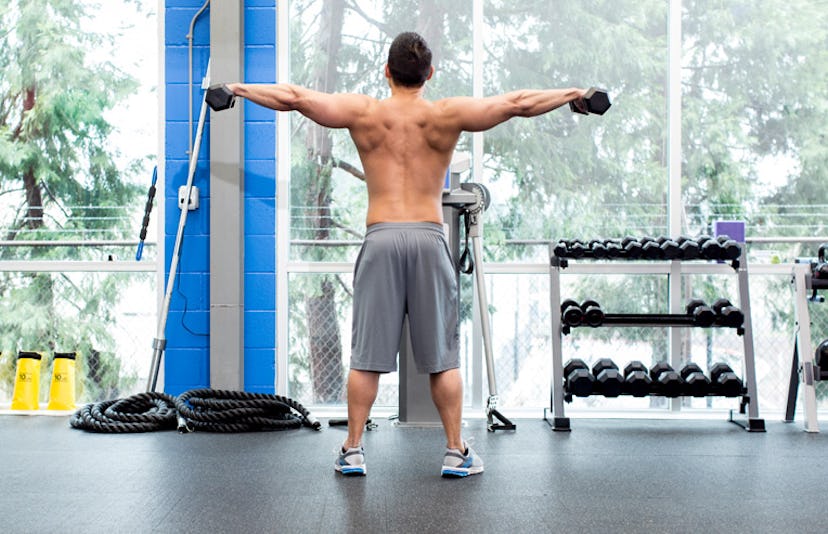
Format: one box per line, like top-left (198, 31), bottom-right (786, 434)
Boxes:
top-left (387, 32), bottom-right (432, 87)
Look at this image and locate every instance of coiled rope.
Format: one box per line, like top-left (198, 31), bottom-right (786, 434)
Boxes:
top-left (70, 389), bottom-right (321, 434)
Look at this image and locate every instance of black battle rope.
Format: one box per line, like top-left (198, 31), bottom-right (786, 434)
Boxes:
top-left (175, 389), bottom-right (320, 433)
top-left (70, 389), bottom-right (321, 434)
top-left (70, 392), bottom-right (178, 433)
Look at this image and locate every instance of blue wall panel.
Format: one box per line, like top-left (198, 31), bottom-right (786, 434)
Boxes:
top-left (164, 1), bottom-right (211, 393)
top-left (164, 1), bottom-right (278, 393)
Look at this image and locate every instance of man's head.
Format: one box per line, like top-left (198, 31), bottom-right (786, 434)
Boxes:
top-left (386, 32), bottom-right (433, 88)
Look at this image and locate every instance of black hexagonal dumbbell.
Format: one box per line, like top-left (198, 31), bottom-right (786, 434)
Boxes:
top-left (640, 236), bottom-right (663, 260)
top-left (685, 299), bottom-right (716, 327)
top-left (709, 362), bottom-right (744, 397)
top-left (816, 339), bottom-right (828, 380)
top-left (561, 299), bottom-right (584, 327)
top-left (680, 362), bottom-right (711, 397)
top-left (650, 362), bottom-right (684, 397)
top-left (657, 236), bottom-right (681, 259)
top-left (580, 299), bottom-right (604, 327)
top-left (676, 236), bottom-right (701, 260)
top-left (205, 84), bottom-right (237, 111)
top-left (711, 298), bottom-right (745, 328)
top-left (564, 358), bottom-right (595, 397)
top-left (592, 358), bottom-right (623, 397)
top-left (716, 235), bottom-right (742, 260)
top-left (587, 240), bottom-right (606, 259)
top-left (620, 236), bottom-right (643, 259)
top-left (569, 87), bottom-right (612, 115)
top-left (699, 235), bottom-right (725, 260)
top-left (604, 239), bottom-right (623, 258)
top-left (568, 239), bottom-right (587, 258)
top-left (623, 361), bottom-right (652, 397)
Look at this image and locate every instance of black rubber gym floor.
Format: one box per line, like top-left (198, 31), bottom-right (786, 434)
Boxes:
top-left (2, 413), bottom-right (827, 533)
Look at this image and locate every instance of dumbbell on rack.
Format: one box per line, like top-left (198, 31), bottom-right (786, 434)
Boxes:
top-left (640, 236), bottom-right (662, 260)
top-left (650, 362), bottom-right (684, 397)
top-left (564, 359), bottom-right (595, 398)
top-left (680, 362), bottom-right (711, 397)
top-left (685, 299), bottom-right (716, 327)
top-left (709, 363), bottom-right (744, 397)
top-left (554, 234), bottom-right (743, 262)
top-left (561, 299), bottom-right (604, 327)
top-left (623, 361), bottom-right (652, 397)
top-left (698, 235), bottom-right (742, 261)
top-left (581, 300), bottom-right (604, 327)
top-left (676, 236), bottom-right (701, 260)
top-left (816, 340), bottom-right (828, 380)
top-left (561, 299), bottom-right (584, 327)
top-left (621, 236), bottom-right (643, 259)
top-left (711, 298), bottom-right (745, 328)
top-left (592, 358), bottom-right (623, 397)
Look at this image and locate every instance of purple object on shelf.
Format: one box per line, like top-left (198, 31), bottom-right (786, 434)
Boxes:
top-left (714, 220), bottom-right (745, 243)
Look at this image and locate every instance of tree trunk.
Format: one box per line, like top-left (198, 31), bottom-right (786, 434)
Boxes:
top-left (304, 0), bottom-right (346, 403)
top-left (21, 86), bottom-right (44, 230)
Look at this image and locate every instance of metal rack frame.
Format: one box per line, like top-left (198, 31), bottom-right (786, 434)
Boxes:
top-left (784, 263), bottom-right (827, 432)
top-left (544, 244), bottom-right (765, 432)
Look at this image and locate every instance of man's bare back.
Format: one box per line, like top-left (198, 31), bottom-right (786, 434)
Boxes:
top-left (346, 89), bottom-right (462, 225)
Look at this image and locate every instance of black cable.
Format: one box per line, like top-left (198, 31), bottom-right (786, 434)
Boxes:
top-left (458, 211), bottom-right (474, 274)
top-left (70, 389), bottom-right (321, 434)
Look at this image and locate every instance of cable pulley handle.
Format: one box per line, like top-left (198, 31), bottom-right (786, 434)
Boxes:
top-left (458, 210), bottom-right (474, 274)
top-left (135, 166), bottom-right (158, 261)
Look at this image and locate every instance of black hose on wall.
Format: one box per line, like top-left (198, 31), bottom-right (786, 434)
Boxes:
top-left (70, 389), bottom-right (321, 434)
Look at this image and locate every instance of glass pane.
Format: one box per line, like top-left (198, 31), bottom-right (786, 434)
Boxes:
top-left (682, 0), bottom-right (828, 261)
top-left (0, 272), bottom-right (154, 404)
top-left (0, 1), bottom-right (158, 262)
top-left (483, 0), bottom-right (669, 261)
top-left (288, 0), bottom-right (473, 263)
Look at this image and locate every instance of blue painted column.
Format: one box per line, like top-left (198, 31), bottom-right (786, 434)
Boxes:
top-left (242, 1), bottom-right (277, 393)
top-left (163, 0), bottom-right (277, 394)
top-left (164, 0), bottom-right (211, 396)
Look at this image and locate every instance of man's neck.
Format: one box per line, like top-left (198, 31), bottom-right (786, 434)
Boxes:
top-left (389, 83), bottom-right (426, 99)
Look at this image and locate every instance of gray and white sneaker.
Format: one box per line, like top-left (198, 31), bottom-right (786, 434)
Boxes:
top-left (441, 442), bottom-right (484, 477)
top-left (335, 446), bottom-right (366, 476)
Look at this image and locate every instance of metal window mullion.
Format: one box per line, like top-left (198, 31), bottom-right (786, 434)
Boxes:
top-left (470, 0), bottom-right (485, 410)
top-left (276, 0), bottom-right (291, 396)
top-left (668, 0), bottom-right (683, 411)
top-left (0, 261), bottom-right (155, 272)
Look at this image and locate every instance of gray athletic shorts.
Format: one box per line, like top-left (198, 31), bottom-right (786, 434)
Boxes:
top-left (350, 222), bottom-right (460, 374)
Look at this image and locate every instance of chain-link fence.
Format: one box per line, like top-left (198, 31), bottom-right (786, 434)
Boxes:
top-left (0, 272), bottom-right (155, 406)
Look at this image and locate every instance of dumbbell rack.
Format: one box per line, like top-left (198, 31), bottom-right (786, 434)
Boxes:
top-left (544, 241), bottom-right (765, 432)
top-left (783, 262), bottom-right (827, 432)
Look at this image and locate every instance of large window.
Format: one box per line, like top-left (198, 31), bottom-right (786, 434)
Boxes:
top-left (0, 1), bottom-right (158, 404)
top-left (281, 0), bottom-right (827, 413)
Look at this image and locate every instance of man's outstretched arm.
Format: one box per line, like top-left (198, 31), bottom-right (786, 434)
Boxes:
top-left (227, 83), bottom-right (372, 129)
top-left (438, 88), bottom-right (587, 132)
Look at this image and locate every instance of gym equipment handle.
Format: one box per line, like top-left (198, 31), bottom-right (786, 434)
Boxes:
top-left (135, 166), bottom-right (157, 261)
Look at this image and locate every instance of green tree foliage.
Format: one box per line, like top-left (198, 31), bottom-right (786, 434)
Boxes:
top-left (682, 0), bottom-right (828, 237)
top-left (0, 0), bottom-right (146, 400)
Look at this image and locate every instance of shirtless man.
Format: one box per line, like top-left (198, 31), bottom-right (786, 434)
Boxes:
top-left (227, 32), bottom-right (587, 477)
